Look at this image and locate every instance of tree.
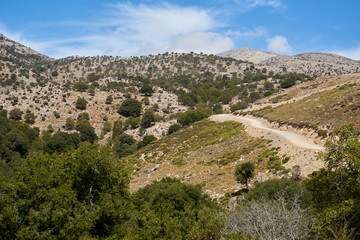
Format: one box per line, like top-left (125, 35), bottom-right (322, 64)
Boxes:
top-left (235, 162), bottom-right (255, 190)
top-left (130, 178), bottom-right (221, 239)
top-left (73, 81), bottom-right (88, 92)
top-left (137, 135), bottom-right (157, 149)
top-left (0, 143), bottom-right (131, 239)
top-left (306, 125), bottom-right (360, 238)
top-left (124, 117), bottom-right (140, 129)
top-left (280, 78), bottom-right (296, 88)
top-left (177, 110), bottom-right (208, 126)
top-left (263, 81), bottom-right (274, 90)
top-left (112, 133), bottom-right (137, 158)
top-left (45, 131), bottom-right (80, 154)
top-left (230, 102), bottom-right (248, 112)
top-left (24, 112), bottom-right (35, 124)
top-left (65, 117), bottom-right (75, 130)
top-left (75, 119), bottom-right (98, 143)
top-left (223, 195), bottom-right (315, 240)
top-left (118, 98), bottom-right (142, 117)
top-left (105, 95), bottom-right (113, 104)
top-left (9, 108), bottom-right (23, 121)
top-left (168, 124), bottom-right (182, 134)
top-left (76, 97), bottom-right (87, 110)
top-left (112, 120), bottom-right (123, 139)
top-left (140, 84), bottom-right (154, 96)
top-left (140, 110), bottom-right (155, 128)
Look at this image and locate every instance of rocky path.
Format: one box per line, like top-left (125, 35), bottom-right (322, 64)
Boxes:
top-left (209, 114), bottom-right (326, 176)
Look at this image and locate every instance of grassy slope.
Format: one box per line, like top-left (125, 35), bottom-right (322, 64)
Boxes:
top-left (127, 120), bottom-right (288, 199)
top-left (253, 83), bottom-right (360, 131)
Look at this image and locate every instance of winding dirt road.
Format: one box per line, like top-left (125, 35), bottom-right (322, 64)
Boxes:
top-left (209, 114), bottom-right (325, 176)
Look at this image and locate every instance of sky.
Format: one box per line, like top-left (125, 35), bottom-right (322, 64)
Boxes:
top-left (0, 0), bottom-right (359, 60)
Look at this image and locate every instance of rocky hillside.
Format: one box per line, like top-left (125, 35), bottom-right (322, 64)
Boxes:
top-left (218, 48), bottom-right (360, 76)
top-left (217, 47), bottom-right (279, 64)
top-left (0, 33), bottom-right (50, 65)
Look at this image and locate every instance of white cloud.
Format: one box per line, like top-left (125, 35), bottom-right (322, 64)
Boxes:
top-left (169, 32), bottom-right (233, 54)
top-left (266, 35), bottom-right (292, 54)
top-left (225, 27), bottom-right (267, 38)
top-left (333, 45), bottom-right (360, 60)
top-left (1, 3), bottom-right (234, 58)
top-left (245, 0), bottom-right (284, 9)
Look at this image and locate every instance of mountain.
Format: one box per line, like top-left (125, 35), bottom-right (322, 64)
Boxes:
top-left (217, 48), bottom-right (360, 76)
top-left (0, 33), bottom-right (50, 65)
top-left (217, 47), bottom-right (279, 64)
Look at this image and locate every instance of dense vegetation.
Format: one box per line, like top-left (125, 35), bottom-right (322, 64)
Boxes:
top-left (0, 102), bottom-right (359, 239)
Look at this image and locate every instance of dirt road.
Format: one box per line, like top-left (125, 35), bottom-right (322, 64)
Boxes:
top-left (209, 114), bottom-right (325, 176)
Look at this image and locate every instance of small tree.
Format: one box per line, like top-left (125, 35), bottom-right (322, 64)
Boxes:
top-left (140, 110), bottom-right (155, 128)
top-left (65, 117), bottom-right (75, 130)
top-left (105, 95), bottom-right (113, 104)
top-left (118, 99), bottom-right (142, 117)
top-left (235, 162), bottom-right (255, 190)
top-left (9, 108), bottom-right (23, 121)
top-left (76, 98), bottom-right (88, 110)
top-left (24, 112), bottom-right (36, 124)
top-left (73, 81), bottom-right (88, 92)
top-left (140, 84), bottom-right (154, 96)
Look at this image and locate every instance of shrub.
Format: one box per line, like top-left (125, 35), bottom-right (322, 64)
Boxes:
top-left (9, 108), bottom-right (23, 121)
top-left (118, 98), bottom-right (142, 117)
top-left (168, 124), bottom-right (182, 134)
top-left (235, 162), bottom-right (255, 190)
top-left (76, 98), bottom-right (87, 110)
top-left (230, 102), bottom-right (248, 112)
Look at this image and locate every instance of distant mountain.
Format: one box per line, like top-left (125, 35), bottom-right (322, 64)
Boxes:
top-left (217, 48), bottom-right (360, 76)
top-left (0, 33), bottom-right (50, 65)
top-left (217, 47), bottom-right (279, 64)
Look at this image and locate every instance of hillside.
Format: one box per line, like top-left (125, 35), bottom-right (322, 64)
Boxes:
top-left (0, 33), bottom-right (50, 65)
top-left (217, 47), bottom-right (279, 64)
top-left (217, 47), bottom-right (360, 76)
top-left (247, 73), bottom-right (360, 132)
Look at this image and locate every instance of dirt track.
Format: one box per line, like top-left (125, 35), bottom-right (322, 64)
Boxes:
top-left (209, 114), bottom-right (325, 176)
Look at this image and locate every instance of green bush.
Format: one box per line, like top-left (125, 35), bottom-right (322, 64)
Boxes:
top-left (76, 97), bottom-right (87, 110)
top-left (118, 98), bottom-right (142, 117)
top-left (168, 123), bottom-right (182, 134)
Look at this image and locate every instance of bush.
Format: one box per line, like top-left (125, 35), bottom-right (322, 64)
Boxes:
top-left (75, 119), bottom-right (98, 143)
top-left (118, 98), bottom-right (142, 117)
top-left (177, 110), bottom-right (208, 126)
top-left (9, 108), bottom-right (23, 121)
top-left (140, 110), bottom-right (155, 128)
top-left (0, 143), bottom-right (131, 239)
top-left (246, 178), bottom-right (312, 207)
top-left (45, 131), bottom-right (80, 154)
top-left (280, 78), bottom-right (296, 88)
top-left (105, 95), bottom-right (113, 104)
top-left (168, 124), bottom-right (182, 134)
top-left (76, 98), bottom-right (87, 110)
top-left (130, 178), bottom-right (221, 239)
top-left (24, 112), bottom-right (35, 124)
top-left (137, 135), bottom-right (157, 149)
top-left (73, 81), bottom-right (88, 92)
top-left (230, 102), bottom-right (248, 112)
top-left (140, 84), bottom-right (154, 96)
top-left (124, 117), bottom-right (140, 129)
top-left (235, 162), bottom-right (255, 190)
top-left (65, 117), bottom-right (75, 130)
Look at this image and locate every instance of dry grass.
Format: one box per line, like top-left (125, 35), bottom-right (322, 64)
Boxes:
top-left (253, 83), bottom-right (360, 131)
top-left (128, 120), bottom-right (272, 198)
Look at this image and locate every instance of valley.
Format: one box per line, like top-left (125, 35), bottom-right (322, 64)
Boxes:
top-left (0, 32), bottom-right (360, 239)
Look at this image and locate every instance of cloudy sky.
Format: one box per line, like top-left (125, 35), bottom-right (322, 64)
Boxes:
top-left (1, 0), bottom-right (359, 59)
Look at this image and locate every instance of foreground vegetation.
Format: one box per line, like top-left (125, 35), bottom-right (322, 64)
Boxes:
top-left (0, 102), bottom-right (359, 239)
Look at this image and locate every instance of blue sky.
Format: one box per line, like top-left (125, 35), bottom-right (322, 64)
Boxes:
top-left (1, 0), bottom-right (359, 59)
